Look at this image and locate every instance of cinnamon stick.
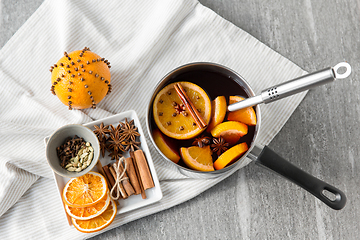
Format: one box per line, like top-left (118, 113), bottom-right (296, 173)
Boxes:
top-left (113, 161), bottom-right (135, 197)
top-left (109, 165), bottom-right (128, 199)
top-left (102, 165), bottom-right (117, 197)
top-left (125, 157), bottom-right (141, 195)
top-left (176, 82), bottom-right (207, 128)
top-left (134, 150), bottom-right (154, 190)
top-left (174, 83), bottom-right (207, 129)
top-left (130, 150), bottom-right (146, 199)
top-left (96, 160), bottom-right (110, 186)
top-left (99, 162), bottom-right (120, 201)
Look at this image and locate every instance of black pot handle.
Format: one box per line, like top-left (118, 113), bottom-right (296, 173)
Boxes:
top-left (255, 145), bottom-right (346, 210)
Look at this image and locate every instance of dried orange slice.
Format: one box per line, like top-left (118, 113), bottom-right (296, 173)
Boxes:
top-left (227, 96), bottom-right (257, 126)
top-left (153, 81), bottom-right (211, 140)
top-left (65, 191), bottom-right (110, 220)
top-left (63, 172), bottom-right (108, 208)
top-left (213, 142), bottom-right (249, 170)
top-left (210, 121), bottom-right (248, 145)
top-left (180, 145), bottom-right (214, 171)
top-left (152, 129), bottom-right (180, 163)
top-left (206, 96), bottom-right (227, 132)
top-left (72, 198), bottom-right (117, 233)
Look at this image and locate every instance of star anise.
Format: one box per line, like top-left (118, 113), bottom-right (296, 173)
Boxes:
top-left (174, 103), bottom-right (186, 114)
top-left (120, 139), bottom-right (141, 152)
top-left (108, 150), bottom-right (123, 161)
top-left (119, 118), bottom-right (140, 142)
top-left (109, 124), bottom-right (121, 136)
top-left (192, 135), bottom-right (211, 148)
top-left (93, 122), bottom-right (110, 140)
top-left (92, 118), bottom-right (141, 160)
top-left (107, 132), bottom-right (125, 157)
top-left (211, 137), bottom-right (229, 156)
top-left (99, 137), bottom-right (108, 158)
top-left (128, 140), bottom-right (141, 151)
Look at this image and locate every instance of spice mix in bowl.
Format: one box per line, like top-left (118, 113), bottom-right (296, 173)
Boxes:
top-left (46, 124), bottom-right (100, 178)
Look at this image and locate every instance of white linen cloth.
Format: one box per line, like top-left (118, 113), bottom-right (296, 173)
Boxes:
top-left (0, 0), bottom-right (307, 238)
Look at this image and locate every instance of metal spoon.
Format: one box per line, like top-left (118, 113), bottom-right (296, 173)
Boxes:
top-left (228, 62), bottom-right (352, 111)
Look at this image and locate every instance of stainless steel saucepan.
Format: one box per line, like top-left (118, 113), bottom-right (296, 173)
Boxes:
top-left (146, 62), bottom-right (350, 210)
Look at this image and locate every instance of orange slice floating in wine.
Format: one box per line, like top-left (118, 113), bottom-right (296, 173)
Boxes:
top-left (180, 145), bottom-right (214, 171)
top-left (227, 96), bottom-right (257, 126)
top-left (153, 81), bottom-right (211, 140)
top-left (152, 129), bottom-right (180, 163)
top-left (213, 142), bottom-right (249, 170)
top-left (210, 121), bottom-right (248, 145)
top-left (206, 96), bottom-right (227, 132)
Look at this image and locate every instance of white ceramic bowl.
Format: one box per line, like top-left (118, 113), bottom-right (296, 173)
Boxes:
top-left (45, 124), bottom-right (100, 178)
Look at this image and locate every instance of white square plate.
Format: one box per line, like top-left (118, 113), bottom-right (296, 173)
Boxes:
top-left (45, 110), bottom-right (162, 224)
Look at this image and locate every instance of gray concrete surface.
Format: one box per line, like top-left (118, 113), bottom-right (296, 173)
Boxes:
top-left (1, 0), bottom-right (359, 239)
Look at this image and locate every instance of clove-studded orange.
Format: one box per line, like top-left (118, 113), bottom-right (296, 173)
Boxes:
top-left (50, 47), bottom-right (112, 110)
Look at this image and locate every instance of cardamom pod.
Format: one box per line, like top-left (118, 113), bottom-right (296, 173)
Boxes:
top-left (88, 152), bottom-right (93, 161)
top-left (67, 167), bottom-right (76, 172)
top-left (86, 159), bottom-right (91, 166)
top-left (65, 163), bottom-right (73, 168)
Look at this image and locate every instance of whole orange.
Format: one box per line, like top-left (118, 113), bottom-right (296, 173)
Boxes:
top-left (50, 47), bottom-right (111, 110)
